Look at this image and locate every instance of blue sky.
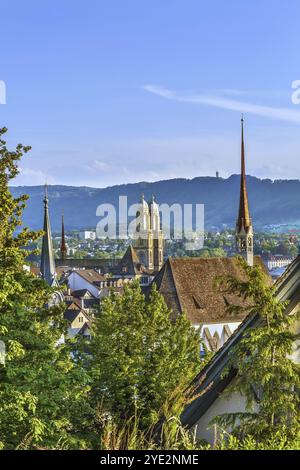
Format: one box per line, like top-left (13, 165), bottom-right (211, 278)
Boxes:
top-left (1, 0), bottom-right (300, 187)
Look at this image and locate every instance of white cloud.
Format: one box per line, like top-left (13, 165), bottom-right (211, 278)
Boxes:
top-left (142, 84), bottom-right (300, 125)
top-left (90, 160), bottom-right (112, 172)
top-left (14, 168), bottom-right (53, 186)
top-left (13, 129), bottom-right (300, 186)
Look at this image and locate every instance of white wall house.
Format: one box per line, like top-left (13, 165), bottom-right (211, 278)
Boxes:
top-left (66, 271), bottom-right (101, 298)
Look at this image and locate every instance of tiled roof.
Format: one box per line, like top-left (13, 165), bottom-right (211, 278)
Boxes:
top-left (65, 301), bottom-right (81, 310)
top-left (74, 269), bottom-right (107, 284)
top-left (29, 265), bottom-right (72, 277)
top-left (116, 245), bottom-right (149, 275)
top-left (152, 256), bottom-right (270, 324)
top-left (71, 288), bottom-right (95, 298)
top-left (65, 296), bottom-right (98, 312)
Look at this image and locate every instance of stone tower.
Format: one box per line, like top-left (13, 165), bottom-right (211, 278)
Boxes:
top-left (149, 195), bottom-right (164, 271)
top-left (133, 194), bottom-right (153, 271)
top-left (235, 116), bottom-right (254, 266)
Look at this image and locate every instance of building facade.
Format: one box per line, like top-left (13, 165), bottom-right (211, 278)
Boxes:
top-left (132, 194), bottom-right (164, 272)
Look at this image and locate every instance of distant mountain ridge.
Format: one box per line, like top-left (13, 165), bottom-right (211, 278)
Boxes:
top-left (10, 175), bottom-right (300, 232)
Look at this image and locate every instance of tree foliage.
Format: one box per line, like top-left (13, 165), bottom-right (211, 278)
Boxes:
top-left (89, 281), bottom-right (201, 429)
top-left (215, 256), bottom-right (300, 441)
top-left (0, 128), bottom-right (90, 449)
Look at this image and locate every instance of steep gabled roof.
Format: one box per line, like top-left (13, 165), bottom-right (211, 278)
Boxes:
top-left (116, 245), bottom-right (147, 275)
top-left (65, 296), bottom-right (98, 311)
top-left (149, 258), bottom-right (182, 316)
top-left (64, 308), bottom-right (89, 323)
top-left (71, 289), bottom-right (95, 299)
top-left (152, 256), bottom-right (269, 324)
top-left (66, 301), bottom-right (81, 310)
top-left (73, 269), bottom-right (107, 284)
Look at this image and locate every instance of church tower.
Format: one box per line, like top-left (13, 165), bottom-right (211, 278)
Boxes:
top-left (40, 186), bottom-right (57, 286)
top-left (235, 116), bottom-right (254, 266)
top-left (133, 194), bottom-right (153, 271)
top-left (149, 195), bottom-right (164, 271)
top-left (60, 214), bottom-right (67, 263)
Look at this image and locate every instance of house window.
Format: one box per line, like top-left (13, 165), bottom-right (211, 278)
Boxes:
top-left (79, 316), bottom-right (84, 323)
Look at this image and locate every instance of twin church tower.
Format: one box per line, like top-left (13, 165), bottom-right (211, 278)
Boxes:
top-left (40, 115), bottom-right (254, 285)
top-left (133, 194), bottom-right (164, 272)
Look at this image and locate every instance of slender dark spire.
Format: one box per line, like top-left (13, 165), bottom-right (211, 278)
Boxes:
top-left (236, 115), bottom-right (251, 232)
top-left (235, 116), bottom-right (254, 266)
top-left (60, 213), bottom-right (67, 263)
top-left (40, 185), bottom-right (56, 286)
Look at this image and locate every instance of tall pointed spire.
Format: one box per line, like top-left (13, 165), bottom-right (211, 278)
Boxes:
top-left (235, 116), bottom-right (254, 266)
top-left (60, 213), bottom-right (67, 263)
top-left (40, 185), bottom-right (57, 286)
top-left (237, 115), bottom-right (251, 232)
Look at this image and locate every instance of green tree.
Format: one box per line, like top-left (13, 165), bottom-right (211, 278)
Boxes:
top-left (89, 281), bottom-right (201, 429)
top-left (215, 256), bottom-right (300, 441)
top-left (0, 128), bottom-right (90, 449)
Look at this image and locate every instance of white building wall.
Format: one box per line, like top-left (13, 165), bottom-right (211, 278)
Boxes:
top-left (67, 272), bottom-right (100, 298)
top-left (200, 322), bottom-right (240, 338)
top-left (193, 392), bottom-right (253, 444)
top-left (79, 231), bottom-right (96, 240)
top-left (194, 322), bottom-right (241, 351)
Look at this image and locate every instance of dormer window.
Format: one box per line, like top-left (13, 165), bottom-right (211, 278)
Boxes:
top-left (192, 296), bottom-right (204, 309)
